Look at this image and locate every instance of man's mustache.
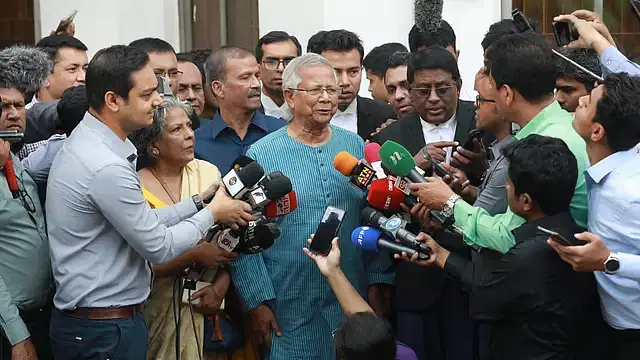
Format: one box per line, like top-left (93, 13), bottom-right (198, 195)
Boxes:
top-left (247, 89), bottom-right (261, 97)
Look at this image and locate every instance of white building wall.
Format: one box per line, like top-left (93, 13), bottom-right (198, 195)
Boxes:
top-left (36, 0), bottom-right (181, 58)
top-left (259, 0), bottom-right (503, 101)
top-left (36, 0), bottom-right (504, 101)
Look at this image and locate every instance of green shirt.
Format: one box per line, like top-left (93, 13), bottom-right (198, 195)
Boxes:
top-left (0, 154), bottom-right (53, 345)
top-left (453, 101), bottom-right (589, 253)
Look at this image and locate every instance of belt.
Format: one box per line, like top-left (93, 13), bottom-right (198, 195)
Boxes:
top-left (62, 303), bottom-right (144, 320)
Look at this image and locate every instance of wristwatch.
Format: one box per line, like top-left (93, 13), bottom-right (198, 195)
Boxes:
top-left (192, 193), bottom-right (204, 211)
top-left (442, 194), bottom-right (461, 218)
top-left (604, 252), bottom-right (620, 275)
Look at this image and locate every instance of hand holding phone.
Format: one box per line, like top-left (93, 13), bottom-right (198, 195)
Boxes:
top-left (310, 206), bottom-right (346, 255)
top-left (424, 153), bottom-right (453, 178)
top-left (54, 10), bottom-right (78, 36)
top-left (538, 226), bottom-right (582, 246)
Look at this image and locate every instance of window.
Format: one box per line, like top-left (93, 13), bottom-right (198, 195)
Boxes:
top-left (512, 0), bottom-right (640, 62)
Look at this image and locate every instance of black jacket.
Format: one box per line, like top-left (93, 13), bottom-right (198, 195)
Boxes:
top-left (355, 96), bottom-right (396, 141)
top-left (372, 99), bottom-right (481, 311)
top-left (445, 212), bottom-right (605, 360)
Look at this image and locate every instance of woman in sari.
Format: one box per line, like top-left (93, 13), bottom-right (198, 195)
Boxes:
top-left (129, 97), bottom-right (256, 360)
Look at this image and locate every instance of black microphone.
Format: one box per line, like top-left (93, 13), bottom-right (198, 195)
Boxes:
top-left (202, 161), bottom-right (264, 203)
top-left (362, 207), bottom-right (430, 253)
top-left (217, 215), bottom-right (279, 254)
top-left (352, 226), bottom-right (430, 260)
top-left (246, 172), bottom-right (292, 209)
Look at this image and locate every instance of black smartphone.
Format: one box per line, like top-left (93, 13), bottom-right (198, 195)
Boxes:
top-left (0, 130), bottom-right (24, 143)
top-left (537, 226), bottom-right (578, 246)
top-left (462, 129), bottom-right (484, 151)
top-left (552, 21), bottom-right (573, 47)
top-left (632, 0), bottom-right (640, 20)
top-left (311, 206), bottom-right (346, 255)
top-left (511, 9), bottom-right (534, 33)
top-left (424, 153), bottom-right (453, 178)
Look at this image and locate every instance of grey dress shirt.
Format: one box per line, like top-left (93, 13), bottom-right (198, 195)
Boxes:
top-left (0, 154), bottom-right (53, 345)
top-left (46, 112), bottom-right (215, 310)
top-left (473, 135), bottom-right (513, 215)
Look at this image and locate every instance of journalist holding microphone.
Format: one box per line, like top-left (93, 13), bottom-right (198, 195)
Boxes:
top-left (45, 45), bottom-right (255, 360)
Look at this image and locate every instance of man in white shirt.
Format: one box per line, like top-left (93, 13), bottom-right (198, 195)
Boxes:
top-left (307, 30), bottom-right (396, 141)
top-left (255, 31), bottom-right (301, 121)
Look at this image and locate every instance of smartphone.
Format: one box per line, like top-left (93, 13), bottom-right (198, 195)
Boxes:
top-left (54, 10), bottom-right (78, 35)
top-left (462, 129), bottom-right (484, 151)
top-left (424, 153), bottom-right (453, 178)
top-left (511, 9), bottom-right (534, 33)
top-left (552, 21), bottom-right (573, 47)
top-left (156, 76), bottom-right (173, 96)
top-left (537, 226), bottom-right (578, 246)
top-left (310, 206), bottom-right (346, 255)
top-left (631, 0), bottom-right (640, 20)
top-left (0, 130), bottom-right (24, 143)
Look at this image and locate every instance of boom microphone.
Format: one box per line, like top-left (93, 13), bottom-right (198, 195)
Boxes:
top-left (352, 226), bottom-right (430, 260)
top-left (334, 152), bottom-right (376, 191)
top-left (415, 0), bottom-right (444, 33)
top-left (0, 45), bottom-right (52, 94)
top-left (265, 190), bottom-right (298, 217)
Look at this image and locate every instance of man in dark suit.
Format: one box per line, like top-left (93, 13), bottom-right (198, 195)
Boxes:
top-left (373, 46), bottom-right (482, 360)
top-left (308, 30), bottom-right (395, 141)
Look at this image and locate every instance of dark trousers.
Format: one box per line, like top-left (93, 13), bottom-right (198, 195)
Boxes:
top-left (610, 327), bottom-right (640, 360)
top-left (396, 279), bottom-right (475, 360)
top-left (0, 305), bottom-right (53, 360)
top-left (50, 308), bottom-right (147, 360)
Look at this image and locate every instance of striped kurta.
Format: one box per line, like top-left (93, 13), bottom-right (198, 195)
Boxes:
top-left (230, 125), bottom-right (395, 360)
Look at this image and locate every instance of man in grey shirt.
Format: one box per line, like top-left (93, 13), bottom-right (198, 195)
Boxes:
top-left (0, 81), bottom-right (54, 360)
top-left (46, 45), bottom-right (255, 360)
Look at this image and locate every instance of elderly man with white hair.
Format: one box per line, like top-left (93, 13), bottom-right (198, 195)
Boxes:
top-left (229, 53), bottom-right (394, 360)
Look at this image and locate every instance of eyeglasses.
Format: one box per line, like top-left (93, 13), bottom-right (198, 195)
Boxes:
top-left (154, 69), bottom-right (183, 81)
top-left (262, 59), bottom-right (293, 71)
top-left (289, 87), bottom-right (339, 97)
top-left (16, 172), bottom-right (36, 214)
top-left (475, 95), bottom-right (496, 106)
top-left (178, 84), bottom-right (204, 94)
top-left (410, 84), bottom-right (456, 99)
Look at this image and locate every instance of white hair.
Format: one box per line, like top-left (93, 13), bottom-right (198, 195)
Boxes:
top-left (282, 53), bottom-right (337, 90)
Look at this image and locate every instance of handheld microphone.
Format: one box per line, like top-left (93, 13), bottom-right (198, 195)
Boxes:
top-left (352, 226), bottom-right (430, 260)
top-left (367, 178), bottom-right (410, 212)
top-left (362, 207), bottom-right (430, 253)
top-left (246, 172), bottom-right (292, 209)
top-left (364, 143), bottom-right (387, 179)
top-left (265, 190), bottom-right (298, 217)
top-left (378, 141), bottom-right (428, 184)
top-left (232, 155), bottom-right (255, 170)
top-left (414, 0), bottom-right (444, 33)
top-left (334, 151), bottom-right (376, 191)
top-left (221, 161), bottom-right (265, 199)
top-left (217, 216), bottom-right (279, 254)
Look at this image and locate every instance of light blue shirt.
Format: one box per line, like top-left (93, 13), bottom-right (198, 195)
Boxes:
top-left (600, 46), bottom-right (640, 77)
top-left (47, 112), bottom-right (214, 309)
top-left (230, 125), bottom-right (394, 360)
top-left (586, 144), bottom-right (640, 330)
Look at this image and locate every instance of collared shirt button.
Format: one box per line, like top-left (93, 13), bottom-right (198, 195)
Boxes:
top-left (319, 149), bottom-right (323, 153)
top-left (320, 163), bottom-right (324, 167)
top-left (323, 179), bottom-right (328, 182)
